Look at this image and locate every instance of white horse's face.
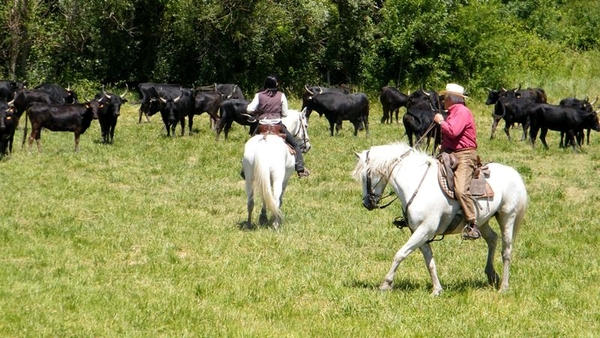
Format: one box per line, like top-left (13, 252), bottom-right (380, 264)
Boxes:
top-left (354, 151), bottom-right (388, 210)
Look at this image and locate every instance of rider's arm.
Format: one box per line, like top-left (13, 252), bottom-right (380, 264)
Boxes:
top-left (280, 93), bottom-right (288, 117)
top-left (247, 93), bottom-right (260, 114)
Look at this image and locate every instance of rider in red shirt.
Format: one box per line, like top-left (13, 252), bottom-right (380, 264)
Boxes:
top-left (434, 83), bottom-right (480, 240)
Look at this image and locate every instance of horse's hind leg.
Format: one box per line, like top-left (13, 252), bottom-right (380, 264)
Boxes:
top-left (245, 178), bottom-right (254, 228)
top-left (259, 205), bottom-right (268, 226)
top-left (479, 222), bottom-right (500, 288)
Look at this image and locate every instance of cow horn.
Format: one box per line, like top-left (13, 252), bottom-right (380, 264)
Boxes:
top-left (318, 86), bottom-right (323, 94)
top-left (101, 85), bottom-right (112, 99)
top-left (241, 113), bottom-right (257, 123)
top-left (486, 87), bottom-right (493, 92)
top-left (159, 96), bottom-right (167, 103)
top-left (120, 84), bottom-right (129, 99)
top-left (304, 84), bottom-right (314, 95)
top-left (7, 98), bottom-right (14, 106)
top-left (592, 97), bottom-right (598, 106)
top-left (173, 88), bottom-right (183, 102)
top-left (67, 83), bottom-right (71, 91)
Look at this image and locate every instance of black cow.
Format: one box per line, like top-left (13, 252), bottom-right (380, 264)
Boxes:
top-left (407, 88), bottom-right (442, 111)
top-left (0, 80), bottom-right (26, 102)
top-left (8, 89), bottom-right (55, 127)
top-left (559, 96), bottom-right (598, 146)
top-left (137, 83), bottom-right (182, 123)
top-left (302, 85), bottom-right (350, 121)
top-left (157, 88), bottom-right (194, 137)
top-left (190, 90), bottom-right (221, 135)
top-left (487, 86), bottom-right (547, 139)
top-left (486, 88), bottom-right (509, 139)
top-left (303, 91), bottom-right (369, 137)
top-left (95, 86), bottom-right (129, 144)
top-left (34, 83), bottom-right (78, 104)
top-left (379, 86), bottom-right (409, 124)
top-left (402, 108), bottom-right (444, 152)
top-left (0, 102), bottom-right (16, 157)
top-left (529, 103), bottom-right (600, 151)
top-left (215, 99), bottom-right (253, 140)
top-left (23, 99), bottom-right (103, 152)
top-left (401, 88), bottom-right (443, 150)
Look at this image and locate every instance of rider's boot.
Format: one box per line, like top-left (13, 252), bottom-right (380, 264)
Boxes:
top-left (462, 221), bottom-right (481, 240)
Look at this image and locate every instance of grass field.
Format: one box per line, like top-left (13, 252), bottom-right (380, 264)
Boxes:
top-left (1, 95), bottom-right (599, 337)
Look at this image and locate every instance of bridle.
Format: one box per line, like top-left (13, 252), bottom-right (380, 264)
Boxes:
top-left (291, 112), bottom-right (310, 152)
top-left (364, 149), bottom-right (412, 209)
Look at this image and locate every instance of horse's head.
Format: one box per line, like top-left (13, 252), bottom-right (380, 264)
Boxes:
top-left (353, 150), bottom-right (389, 210)
top-left (285, 109), bottom-right (311, 153)
top-left (298, 108), bottom-right (311, 153)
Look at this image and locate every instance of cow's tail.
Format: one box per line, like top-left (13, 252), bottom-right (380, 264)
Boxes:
top-left (21, 111), bottom-right (28, 148)
top-left (252, 139), bottom-right (281, 221)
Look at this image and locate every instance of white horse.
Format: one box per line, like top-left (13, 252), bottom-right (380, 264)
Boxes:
top-left (352, 142), bottom-right (528, 295)
top-left (282, 108), bottom-right (311, 153)
top-left (241, 108), bottom-right (311, 229)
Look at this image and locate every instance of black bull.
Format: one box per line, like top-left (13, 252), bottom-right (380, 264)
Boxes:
top-left (303, 91), bottom-right (369, 137)
top-left (23, 99), bottom-right (103, 152)
top-left (215, 99), bottom-right (253, 140)
top-left (0, 102), bottom-right (16, 157)
top-left (528, 103), bottom-right (600, 151)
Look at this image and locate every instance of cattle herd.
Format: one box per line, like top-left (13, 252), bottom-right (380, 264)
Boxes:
top-left (380, 85), bottom-right (600, 152)
top-left (0, 79), bottom-right (598, 158)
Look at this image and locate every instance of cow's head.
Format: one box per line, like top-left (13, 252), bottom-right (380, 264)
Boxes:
top-left (159, 92), bottom-right (182, 122)
top-left (84, 98), bottom-right (103, 119)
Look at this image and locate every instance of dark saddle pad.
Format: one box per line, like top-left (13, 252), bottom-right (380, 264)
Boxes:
top-left (437, 152), bottom-right (494, 199)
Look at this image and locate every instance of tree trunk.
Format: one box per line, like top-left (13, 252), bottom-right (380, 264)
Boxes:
top-left (8, 0), bottom-right (28, 80)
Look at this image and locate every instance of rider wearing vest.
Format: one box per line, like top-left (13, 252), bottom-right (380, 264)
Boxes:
top-left (434, 83), bottom-right (481, 240)
top-left (247, 75), bottom-right (310, 178)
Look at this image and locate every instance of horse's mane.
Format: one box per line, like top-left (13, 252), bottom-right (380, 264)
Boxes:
top-left (352, 142), bottom-right (433, 180)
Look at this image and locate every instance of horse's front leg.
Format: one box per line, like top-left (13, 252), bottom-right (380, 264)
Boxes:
top-left (380, 229), bottom-right (431, 291)
top-left (417, 242), bottom-right (443, 296)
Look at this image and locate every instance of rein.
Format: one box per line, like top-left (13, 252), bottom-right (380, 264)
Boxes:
top-left (291, 113), bottom-right (310, 151)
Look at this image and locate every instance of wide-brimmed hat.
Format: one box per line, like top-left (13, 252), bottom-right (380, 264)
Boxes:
top-left (439, 83), bottom-right (468, 98)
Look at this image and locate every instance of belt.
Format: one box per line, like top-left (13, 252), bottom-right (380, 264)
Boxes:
top-left (445, 147), bottom-right (476, 153)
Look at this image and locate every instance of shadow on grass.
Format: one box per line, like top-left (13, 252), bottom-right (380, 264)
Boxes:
top-left (346, 277), bottom-right (493, 294)
top-left (237, 220), bottom-right (275, 231)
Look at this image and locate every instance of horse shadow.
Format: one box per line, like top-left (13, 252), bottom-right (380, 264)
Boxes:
top-left (236, 220), bottom-right (276, 231)
top-left (346, 277), bottom-right (491, 293)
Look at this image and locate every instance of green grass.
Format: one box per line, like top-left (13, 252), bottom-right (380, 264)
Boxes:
top-left (1, 96), bottom-right (599, 337)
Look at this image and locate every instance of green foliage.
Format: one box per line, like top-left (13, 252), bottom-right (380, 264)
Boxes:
top-left (1, 0), bottom-right (600, 96)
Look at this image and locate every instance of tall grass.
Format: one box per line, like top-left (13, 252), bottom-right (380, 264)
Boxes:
top-left (1, 93), bottom-right (599, 337)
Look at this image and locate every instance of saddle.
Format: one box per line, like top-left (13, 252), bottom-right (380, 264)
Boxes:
top-left (437, 152), bottom-right (494, 199)
top-left (256, 123), bottom-right (295, 154)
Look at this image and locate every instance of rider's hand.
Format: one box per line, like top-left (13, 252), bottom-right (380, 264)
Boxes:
top-left (434, 113), bottom-right (444, 125)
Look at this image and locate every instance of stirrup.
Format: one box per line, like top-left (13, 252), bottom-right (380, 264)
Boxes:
top-left (297, 168), bottom-right (310, 178)
top-left (462, 225), bottom-right (481, 240)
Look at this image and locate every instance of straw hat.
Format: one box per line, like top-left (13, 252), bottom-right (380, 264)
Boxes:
top-left (439, 83), bottom-right (468, 98)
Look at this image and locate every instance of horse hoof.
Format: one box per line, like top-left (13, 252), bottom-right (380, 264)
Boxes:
top-left (379, 282), bottom-right (393, 291)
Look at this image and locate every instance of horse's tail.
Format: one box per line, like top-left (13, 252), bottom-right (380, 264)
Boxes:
top-left (252, 140), bottom-right (282, 221)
